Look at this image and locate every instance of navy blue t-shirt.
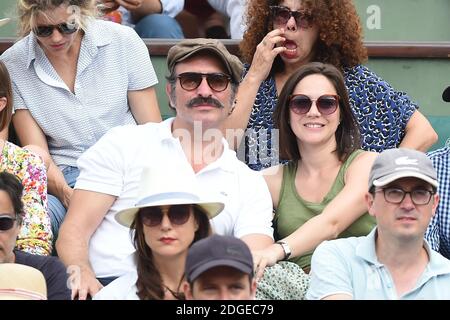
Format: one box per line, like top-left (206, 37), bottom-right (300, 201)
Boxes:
top-left (15, 250), bottom-right (71, 300)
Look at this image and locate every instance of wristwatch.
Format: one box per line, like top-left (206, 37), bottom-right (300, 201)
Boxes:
top-left (276, 241), bottom-right (291, 260)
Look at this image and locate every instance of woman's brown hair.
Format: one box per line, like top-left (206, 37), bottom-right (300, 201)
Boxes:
top-left (240, 0), bottom-right (367, 74)
top-left (274, 62), bottom-right (360, 161)
top-left (132, 205), bottom-right (212, 300)
top-left (0, 61), bottom-right (13, 132)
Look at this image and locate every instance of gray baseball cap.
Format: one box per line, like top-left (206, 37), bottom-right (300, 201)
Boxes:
top-left (369, 148), bottom-right (438, 189)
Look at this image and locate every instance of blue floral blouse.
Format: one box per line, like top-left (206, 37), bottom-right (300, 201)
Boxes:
top-left (243, 64), bottom-right (417, 171)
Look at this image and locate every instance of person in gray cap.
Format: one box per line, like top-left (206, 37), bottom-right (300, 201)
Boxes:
top-left (307, 148), bottom-right (450, 300)
top-left (183, 235), bottom-right (257, 300)
top-left (56, 38), bottom-right (274, 299)
top-left (425, 86), bottom-right (450, 259)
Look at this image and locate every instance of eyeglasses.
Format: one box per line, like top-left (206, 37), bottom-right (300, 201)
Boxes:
top-left (269, 5), bottom-right (313, 29)
top-left (33, 22), bottom-right (79, 37)
top-left (175, 72), bottom-right (231, 92)
top-left (288, 94), bottom-right (339, 115)
top-left (139, 205), bottom-right (193, 227)
top-left (0, 215), bottom-right (16, 231)
top-left (376, 188), bottom-right (435, 205)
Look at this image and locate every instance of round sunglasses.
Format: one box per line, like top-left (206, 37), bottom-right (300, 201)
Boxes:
top-left (269, 5), bottom-right (313, 29)
top-left (0, 215), bottom-right (17, 231)
top-left (33, 22), bottom-right (79, 37)
top-left (175, 72), bottom-right (231, 92)
top-left (288, 94), bottom-right (340, 115)
top-left (139, 204), bottom-right (193, 227)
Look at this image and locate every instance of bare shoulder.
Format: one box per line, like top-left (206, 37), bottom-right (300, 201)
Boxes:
top-left (261, 164), bottom-right (284, 206)
top-left (346, 150), bottom-right (377, 179)
top-left (261, 164), bottom-right (284, 184)
top-left (354, 150), bottom-right (378, 163)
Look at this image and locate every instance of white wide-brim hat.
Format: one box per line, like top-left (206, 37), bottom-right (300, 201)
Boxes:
top-left (0, 18), bottom-right (11, 28)
top-left (115, 166), bottom-right (224, 228)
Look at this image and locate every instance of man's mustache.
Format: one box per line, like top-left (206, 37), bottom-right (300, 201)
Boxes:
top-left (187, 97), bottom-right (224, 109)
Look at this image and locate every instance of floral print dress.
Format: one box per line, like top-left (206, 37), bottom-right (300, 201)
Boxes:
top-left (1, 141), bottom-right (52, 255)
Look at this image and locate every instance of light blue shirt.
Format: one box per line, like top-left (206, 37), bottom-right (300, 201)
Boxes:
top-left (306, 228), bottom-right (450, 300)
top-left (0, 19), bottom-right (157, 168)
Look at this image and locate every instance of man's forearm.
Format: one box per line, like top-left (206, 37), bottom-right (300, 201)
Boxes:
top-left (47, 160), bottom-right (71, 204)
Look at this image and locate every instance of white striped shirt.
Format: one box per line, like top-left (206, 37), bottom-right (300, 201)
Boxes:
top-left (1, 19), bottom-right (158, 168)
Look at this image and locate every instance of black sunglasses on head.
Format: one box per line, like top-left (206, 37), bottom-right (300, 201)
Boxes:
top-left (139, 204), bottom-right (193, 227)
top-left (288, 94), bottom-right (340, 115)
top-left (270, 5), bottom-right (313, 29)
top-left (0, 215), bottom-right (17, 231)
top-left (33, 22), bottom-right (79, 37)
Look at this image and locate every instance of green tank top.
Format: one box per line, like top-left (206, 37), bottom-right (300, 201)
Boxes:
top-left (274, 150), bottom-right (376, 270)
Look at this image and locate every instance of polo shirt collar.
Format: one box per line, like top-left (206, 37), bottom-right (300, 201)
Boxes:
top-left (82, 18), bottom-right (112, 55)
top-left (26, 33), bottom-right (38, 68)
top-left (422, 240), bottom-right (450, 279)
top-left (356, 227), bottom-right (381, 266)
top-left (159, 117), bottom-right (236, 173)
top-left (356, 227), bottom-right (450, 278)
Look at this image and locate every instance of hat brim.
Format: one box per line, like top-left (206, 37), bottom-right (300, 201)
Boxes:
top-left (115, 196), bottom-right (224, 228)
top-left (373, 171), bottom-right (438, 188)
top-left (187, 259), bottom-right (253, 283)
top-left (0, 289), bottom-right (47, 300)
top-left (0, 18), bottom-right (11, 28)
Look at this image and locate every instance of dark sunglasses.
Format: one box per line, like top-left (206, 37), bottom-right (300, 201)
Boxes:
top-left (139, 205), bottom-right (193, 227)
top-left (33, 22), bottom-right (79, 37)
top-left (270, 5), bottom-right (313, 29)
top-left (0, 215), bottom-right (16, 231)
top-left (175, 72), bottom-right (231, 92)
top-left (288, 94), bottom-right (340, 115)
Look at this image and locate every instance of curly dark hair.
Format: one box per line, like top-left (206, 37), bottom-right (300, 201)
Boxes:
top-left (240, 0), bottom-right (367, 73)
top-left (274, 62), bottom-right (361, 161)
top-left (132, 205), bottom-right (212, 300)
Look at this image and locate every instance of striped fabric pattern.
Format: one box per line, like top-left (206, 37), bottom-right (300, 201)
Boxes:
top-left (425, 145), bottom-right (450, 258)
top-left (0, 19), bottom-right (157, 168)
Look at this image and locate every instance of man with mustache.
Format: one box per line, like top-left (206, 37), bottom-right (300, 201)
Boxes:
top-left (56, 39), bottom-right (274, 300)
top-left (306, 148), bottom-right (450, 299)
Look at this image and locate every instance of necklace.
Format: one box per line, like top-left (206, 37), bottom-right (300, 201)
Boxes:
top-left (164, 285), bottom-right (184, 300)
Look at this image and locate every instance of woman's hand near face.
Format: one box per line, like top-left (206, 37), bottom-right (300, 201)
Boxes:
top-left (223, 29), bottom-right (286, 146)
top-left (247, 28), bottom-right (286, 83)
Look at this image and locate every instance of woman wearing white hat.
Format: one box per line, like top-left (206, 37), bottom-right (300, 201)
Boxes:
top-left (93, 167), bottom-right (224, 300)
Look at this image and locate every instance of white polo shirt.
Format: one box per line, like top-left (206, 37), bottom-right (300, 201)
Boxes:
top-left (75, 118), bottom-right (274, 278)
top-left (0, 19), bottom-right (157, 168)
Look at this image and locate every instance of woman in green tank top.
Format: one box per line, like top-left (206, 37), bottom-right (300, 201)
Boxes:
top-left (252, 63), bottom-right (377, 274)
